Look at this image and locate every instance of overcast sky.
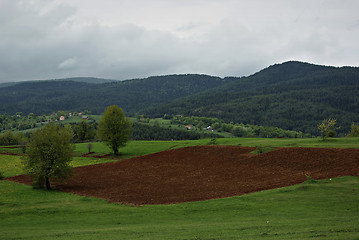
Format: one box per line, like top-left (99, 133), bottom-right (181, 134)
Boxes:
top-left (0, 0), bottom-right (358, 83)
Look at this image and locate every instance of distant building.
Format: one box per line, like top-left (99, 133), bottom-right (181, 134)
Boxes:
top-left (185, 125), bottom-right (192, 130)
top-left (81, 115), bottom-right (89, 120)
top-left (206, 126), bottom-right (213, 131)
top-left (59, 116), bottom-right (65, 121)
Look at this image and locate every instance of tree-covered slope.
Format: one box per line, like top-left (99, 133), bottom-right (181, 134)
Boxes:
top-left (0, 74), bottom-right (231, 115)
top-left (1, 61), bottom-right (358, 135)
top-left (141, 61), bottom-right (359, 134)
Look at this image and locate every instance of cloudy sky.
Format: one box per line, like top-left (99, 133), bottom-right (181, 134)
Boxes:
top-left (0, 0), bottom-right (358, 83)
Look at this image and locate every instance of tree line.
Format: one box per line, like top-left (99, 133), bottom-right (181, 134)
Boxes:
top-left (168, 115), bottom-right (307, 138)
top-left (2, 114), bottom-right (359, 147)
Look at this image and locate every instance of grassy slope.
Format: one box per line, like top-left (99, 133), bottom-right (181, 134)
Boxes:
top-left (1, 176), bottom-right (358, 239)
top-left (216, 137), bottom-right (359, 149)
top-left (1, 137), bottom-right (358, 239)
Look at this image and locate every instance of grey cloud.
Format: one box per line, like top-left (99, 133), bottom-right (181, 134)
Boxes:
top-left (0, 0), bottom-right (358, 83)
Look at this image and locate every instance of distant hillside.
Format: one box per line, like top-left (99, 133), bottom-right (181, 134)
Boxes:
top-left (0, 77), bottom-right (115, 88)
top-left (0, 61), bottom-right (358, 135)
top-left (56, 77), bottom-right (117, 84)
top-left (0, 74), bottom-right (231, 115)
top-left (141, 61), bottom-right (359, 134)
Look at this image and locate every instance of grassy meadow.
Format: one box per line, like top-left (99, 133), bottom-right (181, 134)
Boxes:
top-left (73, 137), bottom-right (359, 157)
top-left (0, 137), bottom-right (358, 239)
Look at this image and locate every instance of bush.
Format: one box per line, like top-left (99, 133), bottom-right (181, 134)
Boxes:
top-left (256, 145), bottom-right (264, 154)
top-left (0, 171), bottom-right (4, 180)
top-left (208, 138), bottom-right (217, 145)
top-left (0, 131), bottom-right (26, 146)
top-left (326, 130), bottom-right (336, 138)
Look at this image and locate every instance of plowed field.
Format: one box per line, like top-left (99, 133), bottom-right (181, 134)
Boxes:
top-left (7, 146), bottom-right (359, 205)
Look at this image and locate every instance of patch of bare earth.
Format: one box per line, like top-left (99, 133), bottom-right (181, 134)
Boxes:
top-left (7, 146), bottom-right (359, 205)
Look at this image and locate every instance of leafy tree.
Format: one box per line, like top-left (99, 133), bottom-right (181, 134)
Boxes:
top-left (348, 123), bottom-right (359, 137)
top-left (23, 124), bottom-right (74, 190)
top-left (73, 120), bottom-right (96, 142)
top-left (97, 105), bottom-right (132, 155)
top-left (232, 126), bottom-right (248, 137)
top-left (318, 118), bottom-right (337, 140)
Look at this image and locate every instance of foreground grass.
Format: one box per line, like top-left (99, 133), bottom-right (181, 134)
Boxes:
top-left (1, 138), bottom-right (358, 239)
top-left (1, 176), bottom-right (358, 239)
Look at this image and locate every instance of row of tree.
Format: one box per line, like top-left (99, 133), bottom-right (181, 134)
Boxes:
top-left (168, 115), bottom-right (307, 138)
top-left (132, 122), bottom-right (222, 141)
top-left (0, 111), bottom-right (92, 133)
top-left (2, 114), bottom-right (359, 147)
top-left (0, 113), bottom-right (48, 132)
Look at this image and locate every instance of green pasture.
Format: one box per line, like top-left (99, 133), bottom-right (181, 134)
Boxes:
top-left (215, 137), bottom-right (359, 149)
top-left (1, 176), bottom-right (358, 239)
top-left (0, 155), bottom-right (24, 178)
top-left (0, 137), bottom-right (358, 239)
top-left (74, 137), bottom-right (359, 158)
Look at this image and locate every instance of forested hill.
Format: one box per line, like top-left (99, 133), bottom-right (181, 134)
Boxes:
top-left (0, 74), bottom-right (231, 115)
top-left (141, 61), bottom-right (359, 134)
top-left (0, 61), bottom-right (358, 134)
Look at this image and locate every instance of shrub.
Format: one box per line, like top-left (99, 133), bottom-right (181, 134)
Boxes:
top-left (256, 145), bottom-right (264, 154)
top-left (87, 143), bottom-right (93, 153)
top-left (0, 131), bottom-right (26, 146)
top-left (348, 123), bottom-right (359, 137)
top-left (208, 138), bottom-right (217, 145)
top-left (326, 130), bottom-right (336, 138)
top-left (318, 118), bottom-right (337, 140)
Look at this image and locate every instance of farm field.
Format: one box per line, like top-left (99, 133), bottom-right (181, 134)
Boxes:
top-left (7, 145), bottom-right (359, 205)
top-left (1, 137), bottom-right (359, 239)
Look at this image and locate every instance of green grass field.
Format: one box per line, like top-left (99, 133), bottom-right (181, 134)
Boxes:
top-left (1, 137), bottom-right (358, 239)
top-left (1, 176), bottom-right (358, 239)
top-left (75, 137), bottom-right (359, 155)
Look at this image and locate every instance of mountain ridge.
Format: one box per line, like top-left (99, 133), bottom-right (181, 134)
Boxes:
top-left (140, 61), bottom-right (359, 134)
top-left (0, 74), bottom-right (232, 115)
top-left (0, 61), bottom-right (358, 134)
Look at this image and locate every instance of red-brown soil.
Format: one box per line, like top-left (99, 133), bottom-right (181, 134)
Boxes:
top-left (79, 152), bottom-right (116, 159)
top-left (0, 146), bottom-right (22, 155)
top-left (0, 152), bottom-right (21, 156)
top-left (6, 146), bottom-right (359, 205)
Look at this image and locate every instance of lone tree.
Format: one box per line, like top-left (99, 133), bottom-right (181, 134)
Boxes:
top-left (97, 105), bottom-right (132, 155)
top-left (23, 124), bottom-right (75, 190)
top-left (318, 118), bottom-right (337, 140)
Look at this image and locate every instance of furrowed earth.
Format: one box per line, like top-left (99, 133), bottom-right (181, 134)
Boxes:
top-left (6, 146), bottom-right (359, 205)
